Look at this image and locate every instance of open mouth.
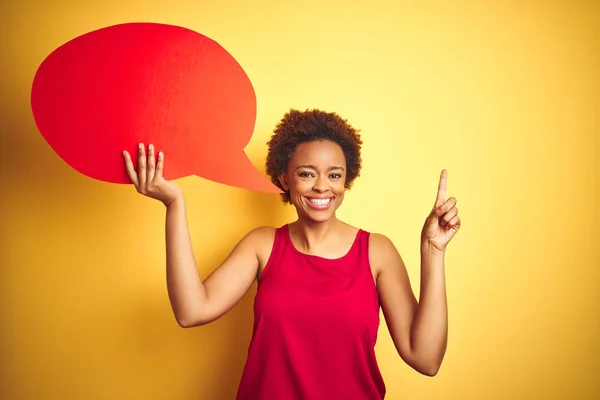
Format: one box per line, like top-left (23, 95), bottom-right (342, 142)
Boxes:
top-left (305, 197), bottom-right (333, 209)
top-left (308, 198), bottom-right (332, 205)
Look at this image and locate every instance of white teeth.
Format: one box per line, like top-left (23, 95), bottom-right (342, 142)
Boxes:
top-left (309, 198), bottom-right (331, 205)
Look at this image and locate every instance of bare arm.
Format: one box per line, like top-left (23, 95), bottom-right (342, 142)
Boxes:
top-left (376, 170), bottom-right (460, 376)
top-left (164, 195), bottom-right (206, 327)
top-left (411, 245), bottom-right (448, 373)
top-left (124, 143), bottom-right (265, 328)
top-left (372, 235), bottom-right (447, 376)
top-left (165, 196), bottom-right (267, 327)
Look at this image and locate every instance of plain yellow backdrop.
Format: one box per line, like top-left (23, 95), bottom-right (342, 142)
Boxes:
top-left (1, 1), bottom-right (598, 399)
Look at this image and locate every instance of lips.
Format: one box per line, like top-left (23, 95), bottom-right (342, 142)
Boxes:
top-left (305, 196), bottom-right (333, 210)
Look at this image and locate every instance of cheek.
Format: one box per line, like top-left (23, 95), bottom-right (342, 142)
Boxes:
top-left (288, 184), bottom-right (306, 202)
top-left (291, 179), bottom-right (312, 192)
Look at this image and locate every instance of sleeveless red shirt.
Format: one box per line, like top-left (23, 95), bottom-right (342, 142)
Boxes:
top-left (236, 225), bottom-right (386, 399)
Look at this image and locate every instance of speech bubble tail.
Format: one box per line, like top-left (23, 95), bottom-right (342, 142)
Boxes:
top-left (193, 150), bottom-right (283, 194)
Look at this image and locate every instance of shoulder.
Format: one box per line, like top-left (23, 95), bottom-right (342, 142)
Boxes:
top-left (240, 226), bottom-right (278, 264)
top-left (368, 232), bottom-right (404, 276)
top-left (368, 232), bottom-right (398, 255)
top-left (247, 225), bottom-right (277, 237)
top-left (242, 226), bottom-right (277, 246)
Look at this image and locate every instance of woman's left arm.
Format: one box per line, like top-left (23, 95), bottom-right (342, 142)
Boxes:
top-left (375, 169), bottom-right (460, 376)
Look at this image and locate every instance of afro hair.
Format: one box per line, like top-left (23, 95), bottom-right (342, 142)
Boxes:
top-left (266, 109), bottom-right (363, 204)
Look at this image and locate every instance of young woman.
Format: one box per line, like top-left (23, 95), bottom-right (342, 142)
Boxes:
top-left (123, 109), bottom-right (461, 400)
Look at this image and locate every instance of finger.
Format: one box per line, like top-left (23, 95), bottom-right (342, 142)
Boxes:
top-left (138, 143), bottom-right (147, 189)
top-left (442, 207), bottom-right (458, 226)
top-left (433, 197), bottom-right (457, 218)
top-left (441, 197), bottom-right (457, 213)
top-left (156, 150), bottom-right (165, 179)
top-left (435, 169), bottom-right (447, 208)
top-left (447, 215), bottom-right (461, 229)
top-left (123, 151), bottom-right (140, 188)
top-left (147, 144), bottom-right (156, 182)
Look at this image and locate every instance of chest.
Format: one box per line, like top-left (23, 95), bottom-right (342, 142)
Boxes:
top-left (257, 247), bottom-right (379, 287)
top-left (255, 255), bottom-right (380, 337)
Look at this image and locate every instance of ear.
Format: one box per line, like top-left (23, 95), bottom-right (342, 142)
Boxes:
top-left (278, 173), bottom-right (289, 191)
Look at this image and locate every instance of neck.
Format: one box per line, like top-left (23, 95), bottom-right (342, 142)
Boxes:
top-left (290, 216), bottom-right (340, 249)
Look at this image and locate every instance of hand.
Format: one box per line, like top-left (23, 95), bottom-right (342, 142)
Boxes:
top-left (421, 169), bottom-right (461, 252)
top-left (123, 143), bottom-right (183, 207)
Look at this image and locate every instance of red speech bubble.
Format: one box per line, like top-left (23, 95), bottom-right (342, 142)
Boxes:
top-left (31, 22), bottom-right (281, 193)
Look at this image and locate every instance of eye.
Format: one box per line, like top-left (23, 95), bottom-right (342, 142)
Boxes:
top-left (299, 171), bottom-right (314, 178)
top-left (330, 173), bottom-right (342, 179)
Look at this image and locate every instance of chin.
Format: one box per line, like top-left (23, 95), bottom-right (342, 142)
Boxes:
top-left (305, 212), bottom-right (335, 223)
top-left (300, 203), bottom-right (340, 223)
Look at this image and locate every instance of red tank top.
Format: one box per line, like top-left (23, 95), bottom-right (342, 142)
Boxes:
top-left (236, 224), bottom-right (386, 399)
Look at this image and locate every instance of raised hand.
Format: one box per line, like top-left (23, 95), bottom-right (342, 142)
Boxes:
top-left (123, 143), bottom-right (183, 206)
top-left (421, 169), bottom-right (461, 252)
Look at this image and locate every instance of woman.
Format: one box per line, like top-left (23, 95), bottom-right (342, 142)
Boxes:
top-left (123, 109), bottom-right (461, 400)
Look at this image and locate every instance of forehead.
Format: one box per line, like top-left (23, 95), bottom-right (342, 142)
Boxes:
top-left (289, 140), bottom-right (346, 167)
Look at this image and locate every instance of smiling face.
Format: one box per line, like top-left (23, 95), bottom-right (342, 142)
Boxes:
top-left (279, 140), bottom-right (347, 223)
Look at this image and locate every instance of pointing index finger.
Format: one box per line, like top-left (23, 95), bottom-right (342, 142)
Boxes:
top-left (436, 169), bottom-right (447, 207)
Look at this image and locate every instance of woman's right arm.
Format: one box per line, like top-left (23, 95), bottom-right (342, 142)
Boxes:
top-left (164, 196), bottom-right (266, 327)
top-left (124, 143), bottom-right (261, 328)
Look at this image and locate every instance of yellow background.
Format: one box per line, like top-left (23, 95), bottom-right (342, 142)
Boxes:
top-left (1, 1), bottom-right (598, 399)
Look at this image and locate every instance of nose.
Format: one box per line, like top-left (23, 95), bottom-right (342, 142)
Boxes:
top-left (313, 175), bottom-right (328, 193)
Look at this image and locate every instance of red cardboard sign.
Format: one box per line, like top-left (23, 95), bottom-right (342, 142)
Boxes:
top-left (31, 22), bottom-right (281, 193)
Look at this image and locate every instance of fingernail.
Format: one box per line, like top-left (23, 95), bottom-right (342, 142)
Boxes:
top-left (139, 143), bottom-right (143, 149)
top-left (159, 151), bottom-right (163, 157)
top-left (149, 144), bottom-right (153, 151)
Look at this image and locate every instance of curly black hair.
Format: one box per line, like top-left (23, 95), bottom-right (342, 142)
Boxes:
top-left (266, 109), bottom-right (363, 204)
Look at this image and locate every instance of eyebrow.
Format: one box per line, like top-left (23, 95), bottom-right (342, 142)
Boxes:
top-left (295, 164), bottom-right (345, 171)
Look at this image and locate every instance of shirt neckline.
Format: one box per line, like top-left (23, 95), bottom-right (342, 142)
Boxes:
top-left (284, 224), bottom-right (362, 261)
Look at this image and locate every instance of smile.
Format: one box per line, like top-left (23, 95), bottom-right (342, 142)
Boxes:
top-left (305, 197), bottom-right (333, 210)
top-left (308, 198), bottom-right (331, 205)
